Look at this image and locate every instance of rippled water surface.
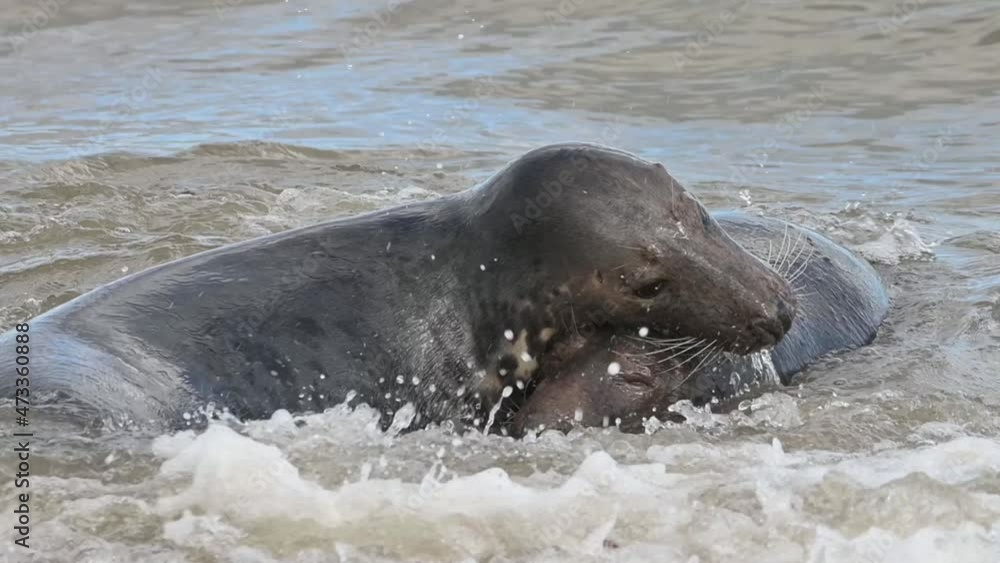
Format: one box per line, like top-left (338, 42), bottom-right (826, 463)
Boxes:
top-left (1, 0), bottom-right (999, 561)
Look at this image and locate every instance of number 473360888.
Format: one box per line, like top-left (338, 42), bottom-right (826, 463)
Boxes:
top-left (14, 323), bottom-right (30, 419)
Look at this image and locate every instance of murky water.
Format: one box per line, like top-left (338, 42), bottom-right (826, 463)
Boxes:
top-left (2, 0), bottom-right (999, 561)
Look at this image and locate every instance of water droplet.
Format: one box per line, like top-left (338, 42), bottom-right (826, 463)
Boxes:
top-left (638, 327), bottom-right (649, 337)
top-left (607, 362), bottom-right (621, 375)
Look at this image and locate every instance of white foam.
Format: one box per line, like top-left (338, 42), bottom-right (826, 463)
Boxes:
top-left (134, 406), bottom-right (1000, 561)
top-left (851, 218), bottom-right (936, 265)
top-left (13, 398), bottom-right (1000, 562)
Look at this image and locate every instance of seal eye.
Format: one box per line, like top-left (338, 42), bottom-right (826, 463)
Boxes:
top-left (633, 280), bottom-right (666, 299)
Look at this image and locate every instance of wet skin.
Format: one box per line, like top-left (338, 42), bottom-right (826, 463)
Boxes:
top-left (511, 212), bottom-right (890, 436)
top-left (0, 144), bottom-right (794, 431)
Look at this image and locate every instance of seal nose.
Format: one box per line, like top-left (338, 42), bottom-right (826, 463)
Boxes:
top-left (747, 296), bottom-right (795, 350)
top-left (750, 316), bottom-right (784, 347)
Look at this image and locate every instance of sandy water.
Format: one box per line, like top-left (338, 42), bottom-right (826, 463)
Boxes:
top-left (1, 0), bottom-right (999, 561)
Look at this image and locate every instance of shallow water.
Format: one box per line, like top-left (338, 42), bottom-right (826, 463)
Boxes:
top-left (1, 0), bottom-right (999, 561)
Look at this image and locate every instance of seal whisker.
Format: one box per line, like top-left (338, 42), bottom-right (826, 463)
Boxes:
top-left (774, 223), bottom-right (791, 273)
top-left (777, 231), bottom-right (804, 276)
top-left (786, 236), bottom-right (814, 277)
top-left (665, 342), bottom-right (722, 393)
top-left (625, 334), bottom-right (698, 345)
top-left (792, 281), bottom-right (819, 300)
top-left (569, 304), bottom-right (581, 339)
top-left (619, 339), bottom-right (701, 357)
top-left (692, 346), bottom-right (724, 375)
top-left (614, 341), bottom-right (698, 359)
top-left (630, 336), bottom-right (699, 347)
top-left (673, 339), bottom-right (718, 369)
top-left (617, 335), bottom-right (699, 356)
top-left (652, 338), bottom-right (707, 364)
top-left (624, 340), bottom-right (702, 365)
top-left (782, 234), bottom-right (810, 277)
top-left (633, 339), bottom-right (698, 349)
top-left (787, 247), bottom-right (815, 283)
top-left (774, 233), bottom-right (794, 274)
